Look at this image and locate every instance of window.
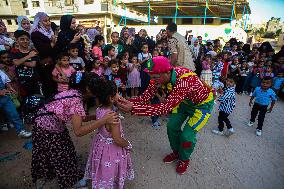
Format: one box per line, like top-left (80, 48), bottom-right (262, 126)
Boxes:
top-left (7, 19), bottom-right (12, 25)
top-left (15, 19), bottom-right (18, 25)
top-left (5, 0), bottom-right (9, 5)
top-left (32, 1), bottom-right (40, 7)
top-left (48, 0), bottom-right (58, 6)
top-left (202, 18), bottom-right (214, 24)
top-left (221, 19), bottom-right (230, 24)
top-left (182, 18), bottom-right (192, 24)
top-left (84, 0), bottom-right (93, 4)
top-left (22, 0), bottom-right (28, 8)
top-left (65, 0), bottom-right (73, 6)
top-left (163, 18), bottom-right (173, 25)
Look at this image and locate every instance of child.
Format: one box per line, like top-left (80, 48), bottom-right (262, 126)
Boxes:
top-left (69, 43), bottom-right (85, 71)
top-left (230, 44), bottom-right (238, 56)
top-left (264, 66), bottom-right (274, 78)
top-left (236, 62), bottom-right (250, 94)
top-left (0, 50), bottom-right (19, 93)
top-left (223, 42), bottom-right (231, 52)
top-left (91, 57), bottom-right (104, 77)
top-left (138, 43), bottom-right (152, 93)
top-left (11, 30), bottom-right (42, 97)
top-left (152, 48), bottom-right (159, 57)
top-left (228, 56), bottom-right (240, 82)
top-left (0, 69), bottom-right (31, 137)
top-left (221, 51), bottom-right (231, 78)
top-left (151, 87), bottom-right (166, 129)
top-left (106, 59), bottom-right (125, 94)
top-left (52, 52), bottom-right (76, 92)
top-left (84, 79), bottom-right (134, 189)
top-left (103, 32), bottom-right (124, 59)
top-left (212, 78), bottom-right (236, 136)
top-left (118, 51), bottom-right (129, 90)
top-left (212, 55), bottom-right (224, 97)
top-left (200, 54), bottom-right (213, 86)
top-left (127, 56), bottom-right (141, 97)
top-left (247, 77), bottom-right (276, 136)
top-left (104, 45), bottom-right (116, 76)
top-left (92, 35), bottom-right (104, 62)
top-left (250, 61), bottom-right (264, 95)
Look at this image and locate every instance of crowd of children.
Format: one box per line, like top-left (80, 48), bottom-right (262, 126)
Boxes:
top-left (0, 13), bottom-right (284, 188)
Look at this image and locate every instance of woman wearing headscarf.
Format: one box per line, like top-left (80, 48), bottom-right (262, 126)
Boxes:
top-left (31, 12), bottom-right (57, 98)
top-left (55, 15), bottom-right (85, 59)
top-left (0, 19), bottom-right (14, 51)
top-left (190, 37), bottom-right (203, 76)
top-left (119, 26), bottom-right (135, 56)
top-left (17, 16), bottom-right (31, 33)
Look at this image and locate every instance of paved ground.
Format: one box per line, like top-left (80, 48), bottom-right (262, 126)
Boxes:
top-left (0, 94), bottom-right (283, 189)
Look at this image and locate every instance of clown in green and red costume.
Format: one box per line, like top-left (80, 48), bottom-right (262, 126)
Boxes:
top-left (117, 56), bottom-right (214, 174)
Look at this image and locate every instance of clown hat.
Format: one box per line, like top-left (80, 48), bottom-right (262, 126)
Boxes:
top-left (144, 56), bottom-right (172, 74)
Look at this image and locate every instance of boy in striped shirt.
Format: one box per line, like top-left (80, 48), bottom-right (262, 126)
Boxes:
top-left (212, 78), bottom-right (236, 136)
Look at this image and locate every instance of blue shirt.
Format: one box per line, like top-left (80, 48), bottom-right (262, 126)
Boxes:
top-left (252, 87), bottom-right (276, 106)
top-left (218, 87), bottom-right (236, 114)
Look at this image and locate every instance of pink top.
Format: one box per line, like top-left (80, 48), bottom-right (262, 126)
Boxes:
top-left (52, 66), bottom-right (76, 92)
top-left (92, 46), bottom-right (103, 62)
top-left (91, 66), bottom-right (104, 76)
top-left (35, 90), bottom-right (86, 132)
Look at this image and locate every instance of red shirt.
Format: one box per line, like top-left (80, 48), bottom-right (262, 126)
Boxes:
top-left (221, 61), bottom-right (229, 77)
top-left (130, 67), bottom-right (210, 116)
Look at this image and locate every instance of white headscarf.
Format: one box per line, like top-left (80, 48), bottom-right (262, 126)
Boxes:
top-left (17, 16), bottom-right (31, 33)
top-left (32, 12), bottom-right (54, 39)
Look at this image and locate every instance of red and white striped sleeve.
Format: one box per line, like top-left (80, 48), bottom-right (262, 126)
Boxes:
top-left (131, 78), bottom-right (193, 116)
top-left (128, 82), bottom-right (157, 105)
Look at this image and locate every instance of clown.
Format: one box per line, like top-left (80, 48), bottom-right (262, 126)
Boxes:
top-left (118, 56), bottom-right (214, 174)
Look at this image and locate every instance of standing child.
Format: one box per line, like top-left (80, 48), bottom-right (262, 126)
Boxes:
top-left (91, 57), bottom-right (104, 77)
top-left (69, 43), bottom-right (85, 71)
top-left (200, 54), bottom-right (213, 86)
top-left (152, 49), bottom-right (159, 57)
top-left (118, 51), bottom-right (129, 90)
top-left (236, 62), bottom-right (250, 94)
top-left (106, 59), bottom-right (125, 94)
top-left (84, 79), bottom-right (134, 189)
top-left (138, 43), bottom-right (152, 93)
top-left (52, 52), bottom-right (76, 92)
top-left (11, 30), bottom-right (42, 97)
top-left (264, 66), bottom-right (274, 78)
top-left (250, 61), bottom-right (264, 95)
top-left (103, 45), bottom-right (116, 76)
top-left (212, 78), bottom-right (236, 136)
top-left (247, 77), bottom-right (276, 136)
top-left (127, 56), bottom-right (140, 97)
top-left (228, 56), bottom-right (240, 82)
top-left (103, 32), bottom-right (124, 59)
top-left (0, 69), bottom-right (32, 137)
top-left (92, 35), bottom-right (104, 62)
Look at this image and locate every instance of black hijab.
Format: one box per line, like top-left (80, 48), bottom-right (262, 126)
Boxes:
top-left (60, 15), bottom-right (74, 32)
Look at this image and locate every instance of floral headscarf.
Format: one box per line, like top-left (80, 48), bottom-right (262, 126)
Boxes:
top-left (86, 28), bottom-right (99, 42)
top-left (32, 12), bottom-right (54, 39)
top-left (17, 16), bottom-right (31, 33)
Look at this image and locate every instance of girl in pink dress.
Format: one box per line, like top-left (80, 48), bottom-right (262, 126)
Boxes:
top-left (92, 35), bottom-right (104, 62)
top-left (127, 56), bottom-right (141, 97)
top-left (91, 57), bottom-right (104, 77)
top-left (85, 79), bottom-right (134, 189)
top-left (52, 52), bottom-right (76, 92)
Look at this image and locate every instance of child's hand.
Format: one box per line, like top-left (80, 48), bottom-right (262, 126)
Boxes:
top-left (28, 50), bottom-right (38, 58)
top-left (0, 89), bottom-right (10, 96)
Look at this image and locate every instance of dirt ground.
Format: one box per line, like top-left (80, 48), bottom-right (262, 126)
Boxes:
top-left (0, 94), bottom-right (283, 189)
